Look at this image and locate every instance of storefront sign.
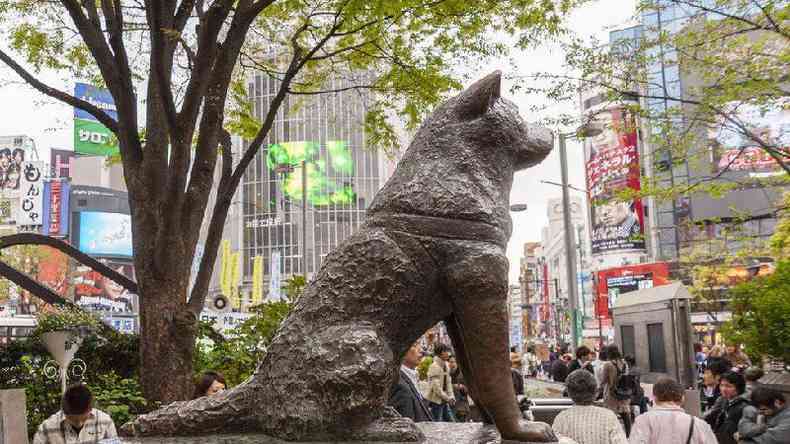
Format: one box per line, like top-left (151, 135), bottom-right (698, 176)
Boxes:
top-left (18, 161), bottom-right (44, 225)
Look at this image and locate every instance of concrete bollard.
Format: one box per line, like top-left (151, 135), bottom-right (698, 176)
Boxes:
top-left (0, 389), bottom-right (28, 444)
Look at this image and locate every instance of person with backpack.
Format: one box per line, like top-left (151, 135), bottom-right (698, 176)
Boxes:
top-left (624, 355), bottom-right (648, 416)
top-left (601, 345), bottom-right (635, 436)
top-left (629, 377), bottom-right (717, 444)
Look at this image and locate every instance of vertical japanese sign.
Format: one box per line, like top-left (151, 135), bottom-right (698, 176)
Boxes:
top-left (74, 83), bottom-right (119, 155)
top-left (18, 161), bottom-right (44, 225)
top-left (585, 107), bottom-right (645, 255)
top-left (42, 180), bottom-right (70, 236)
top-left (269, 249), bottom-right (282, 301)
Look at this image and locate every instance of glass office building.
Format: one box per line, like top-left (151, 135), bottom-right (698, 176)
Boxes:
top-left (640, 2), bottom-right (782, 262)
top-left (240, 73), bottom-right (389, 284)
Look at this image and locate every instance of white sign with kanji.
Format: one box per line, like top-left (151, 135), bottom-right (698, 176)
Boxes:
top-left (18, 161), bottom-right (44, 225)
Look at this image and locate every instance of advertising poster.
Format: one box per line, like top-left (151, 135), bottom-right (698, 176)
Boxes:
top-left (73, 260), bottom-right (137, 314)
top-left (0, 198), bottom-right (16, 225)
top-left (0, 145), bottom-right (25, 195)
top-left (77, 211), bottom-right (133, 257)
top-left (585, 107), bottom-right (645, 255)
top-left (709, 100), bottom-right (790, 174)
top-left (18, 161), bottom-right (44, 225)
top-left (37, 247), bottom-right (70, 296)
top-left (74, 83), bottom-right (119, 156)
top-left (595, 262), bottom-right (670, 318)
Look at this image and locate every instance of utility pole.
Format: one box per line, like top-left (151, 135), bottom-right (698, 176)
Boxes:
top-left (559, 134), bottom-right (580, 349)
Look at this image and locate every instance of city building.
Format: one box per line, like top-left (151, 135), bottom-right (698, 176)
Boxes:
top-left (580, 11), bottom-right (789, 345)
top-left (238, 72), bottom-right (396, 299)
top-left (537, 195), bottom-right (594, 344)
top-left (518, 242), bottom-right (542, 339)
top-left (508, 284), bottom-right (523, 353)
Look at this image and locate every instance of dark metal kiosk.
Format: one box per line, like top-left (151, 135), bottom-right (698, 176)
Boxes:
top-left (612, 282), bottom-right (700, 415)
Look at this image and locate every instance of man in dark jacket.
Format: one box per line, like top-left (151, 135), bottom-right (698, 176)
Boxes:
top-left (706, 371), bottom-right (748, 444)
top-left (389, 344), bottom-right (433, 422)
top-left (550, 354), bottom-right (571, 383)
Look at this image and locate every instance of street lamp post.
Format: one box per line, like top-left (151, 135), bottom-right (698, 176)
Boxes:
top-left (301, 160), bottom-right (308, 281)
top-left (557, 123), bottom-right (602, 350)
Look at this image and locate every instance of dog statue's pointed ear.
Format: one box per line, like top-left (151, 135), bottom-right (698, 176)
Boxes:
top-left (456, 71), bottom-right (502, 119)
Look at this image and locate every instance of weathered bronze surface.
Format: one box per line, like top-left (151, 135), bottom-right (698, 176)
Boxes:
top-left (122, 72), bottom-right (555, 442)
top-left (121, 423), bottom-right (576, 443)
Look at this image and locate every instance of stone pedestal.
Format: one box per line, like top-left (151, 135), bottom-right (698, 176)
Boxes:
top-left (120, 423), bottom-right (569, 444)
top-left (0, 389), bottom-right (28, 444)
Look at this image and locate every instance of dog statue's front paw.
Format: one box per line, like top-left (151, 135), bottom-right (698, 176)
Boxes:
top-left (500, 420), bottom-right (558, 443)
top-left (350, 415), bottom-right (424, 442)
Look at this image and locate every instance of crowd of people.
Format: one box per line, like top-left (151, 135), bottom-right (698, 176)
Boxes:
top-left (31, 341), bottom-right (787, 444)
top-left (385, 339), bottom-right (788, 444)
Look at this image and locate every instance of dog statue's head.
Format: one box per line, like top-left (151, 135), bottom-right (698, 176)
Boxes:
top-left (423, 71), bottom-right (553, 171)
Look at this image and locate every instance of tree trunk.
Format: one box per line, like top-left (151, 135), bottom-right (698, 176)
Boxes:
top-left (137, 272), bottom-right (197, 403)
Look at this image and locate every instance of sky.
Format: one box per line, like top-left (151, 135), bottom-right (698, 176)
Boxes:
top-left (0, 0), bottom-right (637, 284)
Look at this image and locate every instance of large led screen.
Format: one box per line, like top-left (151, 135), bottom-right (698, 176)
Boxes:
top-left (78, 211), bottom-right (133, 257)
top-left (266, 140), bottom-right (356, 206)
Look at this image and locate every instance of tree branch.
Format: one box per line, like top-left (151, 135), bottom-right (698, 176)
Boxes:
top-left (0, 48), bottom-right (119, 133)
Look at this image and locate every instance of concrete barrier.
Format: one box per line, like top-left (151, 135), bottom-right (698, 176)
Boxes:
top-left (0, 389), bottom-right (28, 444)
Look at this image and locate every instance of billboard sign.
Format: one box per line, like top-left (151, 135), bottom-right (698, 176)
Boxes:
top-left (595, 262), bottom-right (670, 318)
top-left (709, 100), bottom-right (790, 174)
top-left (585, 107), bottom-right (645, 255)
top-left (74, 260), bottom-right (137, 314)
top-left (74, 83), bottom-right (119, 156)
top-left (18, 161), bottom-right (44, 225)
top-left (77, 211), bottom-right (133, 257)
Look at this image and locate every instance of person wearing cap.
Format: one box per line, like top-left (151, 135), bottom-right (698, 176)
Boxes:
top-left (34, 384), bottom-right (117, 444)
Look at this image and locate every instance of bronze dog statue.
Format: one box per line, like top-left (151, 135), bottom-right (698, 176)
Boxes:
top-left (123, 71), bottom-right (556, 442)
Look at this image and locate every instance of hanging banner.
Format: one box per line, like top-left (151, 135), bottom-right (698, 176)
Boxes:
top-left (18, 161), bottom-right (44, 225)
top-left (220, 240), bottom-right (231, 297)
top-left (252, 255), bottom-right (263, 304)
top-left (585, 107), bottom-right (645, 255)
top-left (269, 249), bottom-right (282, 301)
top-left (230, 251), bottom-right (241, 307)
top-left (73, 83), bottom-right (119, 156)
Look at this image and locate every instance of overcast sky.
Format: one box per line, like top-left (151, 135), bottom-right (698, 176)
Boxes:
top-left (0, 1), bottom-right (637, 284)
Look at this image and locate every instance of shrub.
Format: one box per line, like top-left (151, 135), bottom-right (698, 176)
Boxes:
top-left (194, 299), bottom-right (292, 386)
top-left (33, 305), bottom-right (101, 336)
